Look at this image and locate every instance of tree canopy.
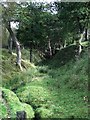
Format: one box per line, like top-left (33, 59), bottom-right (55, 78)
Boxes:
top-left (1, 1), bottom-right (90, 62)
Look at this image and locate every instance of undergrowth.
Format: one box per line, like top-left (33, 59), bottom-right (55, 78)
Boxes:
top-left (1, 46), bottom-right (89, 119)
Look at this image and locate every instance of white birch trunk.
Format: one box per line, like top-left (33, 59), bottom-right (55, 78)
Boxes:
top-left (48, 39), bottom-right (52, 57)
top-left (8, 35), bottom-right (13, 54)
top-left (6, 22), bottom-right (23, 71)
top-left (78, 30), bottom-right (85, 55)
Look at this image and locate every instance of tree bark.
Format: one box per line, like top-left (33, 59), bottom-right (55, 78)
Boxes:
top-left (8, 35), bottom-right (13, 54)
top-left (6, 22), bottom-right (23, 71)
top-left (64, 40), bottom-right (66, 48)
top-left (77, 17), bottom-right (85, 56)
top-left (85, 28), bottom-right (87, 41)
top-left (78, 30), bottom-right (85, 56)
top-left (48, 39), bottom-right (52, 57)
top-left (30, 47), bottom-right (32, 63)
top-left (29, 41), bottom-right (33, 63)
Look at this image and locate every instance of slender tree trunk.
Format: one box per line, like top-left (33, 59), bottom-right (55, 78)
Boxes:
top-left (77, 17), bottom-right (85, 56)
top-left (78, 30), bottom-right (85, 55)
top-left (64, 40), bottom-right (66, 48)
top-left (85, 28), bottom-right (87, 41)
top-left (48, 39), bottom-right (52, 57)
top-left (6, 22), bottom-right (22, 71)
top-left (30, 47), bottom-right (32, 63)
top-left (30, 41), bottom-right (33, 63)
top-left (8, 35), bottom-right (13, 54)
top-left (87, 28), bottom-right (90, 40)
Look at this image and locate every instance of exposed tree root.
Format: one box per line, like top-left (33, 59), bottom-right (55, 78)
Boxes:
top-left (12, 52), bottom-right (36, 69)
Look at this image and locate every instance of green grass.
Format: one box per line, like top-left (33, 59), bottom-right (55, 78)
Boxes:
top-left (0, 87), bottom-right (34, 119)
top-left (1, 49), bottom-right (37, 90)
top-left (0, 101), bottom-right (8, 118)
top-left (1, 46), bottom-right (89, 119)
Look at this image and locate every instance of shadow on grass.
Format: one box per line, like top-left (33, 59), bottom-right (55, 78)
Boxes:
top-left (38, 45), bottom-right (80, 69)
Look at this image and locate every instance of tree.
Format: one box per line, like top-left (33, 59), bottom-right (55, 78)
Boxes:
top-left (2, 2), bottom-right (23, 70)
top-left (55, 2), bottom-right (90, 55)
top-left (17, 2), bottom-right (62, 59)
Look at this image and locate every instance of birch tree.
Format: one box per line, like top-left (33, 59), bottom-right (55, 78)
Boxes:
top-left (2, 2), bottom-right (23, 70)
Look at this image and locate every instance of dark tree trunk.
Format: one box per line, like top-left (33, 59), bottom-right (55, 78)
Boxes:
top-left (85, 28), bottom-right (87, 41)
top-left (30, 47), bottom-right (32, 63)
top-left (30, 41), bottom-right (33, 63)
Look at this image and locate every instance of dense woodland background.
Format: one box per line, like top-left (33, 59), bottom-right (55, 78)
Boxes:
top-left (0, 1), bottom-right (90, 119)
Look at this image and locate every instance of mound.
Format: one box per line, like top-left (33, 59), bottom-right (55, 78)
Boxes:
top-left (16, 85), bottom-right (52, 108)
top-left (0, 87), bottom-right (34, 119)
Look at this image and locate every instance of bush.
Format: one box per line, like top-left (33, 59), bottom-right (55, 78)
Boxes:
top-left (16, 85), bottom-right (52, 108)
top-left (35, 107), bottom-right (53, 119)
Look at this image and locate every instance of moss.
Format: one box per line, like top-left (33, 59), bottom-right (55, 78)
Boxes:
top-left (0, 87), bottom-right (34, 119)
top-left (16, 86), bottom-right (52, 108)
top-left (0, 102), bottom-right (8, 118)
top-left (1, 47), bottom-right (88, 118)
top-left (35, 107), bottom-right (53, 119)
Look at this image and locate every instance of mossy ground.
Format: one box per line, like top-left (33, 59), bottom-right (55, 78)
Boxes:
top-left (0, 45), bottom-right (89, 119)
top-left (0, 87), bottom-right (34, 119)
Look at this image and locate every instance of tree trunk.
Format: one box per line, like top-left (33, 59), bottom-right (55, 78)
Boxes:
top-left (64, 40), bottom-right (66, 48)
top-left (78, 30), bottom-right (85, 55)
top-left (85, 28), bottom-right (87, 41)
top-left (77, 17), bottom-right (85, 56)
top-left (87, 28), bottom-right (90, 40)
top-left (48, 39), bottom-right (52, 57)
top-left (30, 47), bottom-right (32, 63)
top-left (6, 22), bottom-right (23, 71)
top-left (30, 41), bottom-right (33, 63)
top-left (8, 35), bottom-right (13, 54)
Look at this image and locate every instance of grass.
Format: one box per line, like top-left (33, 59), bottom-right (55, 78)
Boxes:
top-left (0, 87), bottom-right (34, 119)
top-left (0, 101), bottom-right (8, 118)
top-left (1, 46), bottom-right (89, 119)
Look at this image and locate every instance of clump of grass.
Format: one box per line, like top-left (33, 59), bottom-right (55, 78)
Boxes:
top-left (16, 85), bottom-right (53, 108)
top-left (2, 67), bottom-right (37, 90)
top-left (0, 101), bottom-right (8, 118)
top-left (35, 107), bottom-right (53, 119)
top-left (1, 48), bottom-right (37, 89)
top-left (38, 66), bottom-right (48, 74)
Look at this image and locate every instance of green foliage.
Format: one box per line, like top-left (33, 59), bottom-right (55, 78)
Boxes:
top-left (35, 107), bottom-right (53, 119)
top-left (1, 1), bottom-right (89, 119)
top-left (1, 46), bottom-right (88, 118)
top-left (16, 48), bottom-right (88, 118)
top-left (46, 45), bottom-right (78, 68)
top-left (38, 66), bottom-right (48, 73)
top-left (16, 86), bottom-right (52, 108)
top-left (0, 101), bottom-right (8, 118)
top-left (0, 87), bottom-right (34, 119)
top-left (1, 49), bottom-right (38, 90)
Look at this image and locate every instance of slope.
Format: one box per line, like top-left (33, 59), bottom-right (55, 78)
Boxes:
top-left (16, 46), bottom-right (88, 118)
top-left (1, 46), bottom-right (89, 119)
